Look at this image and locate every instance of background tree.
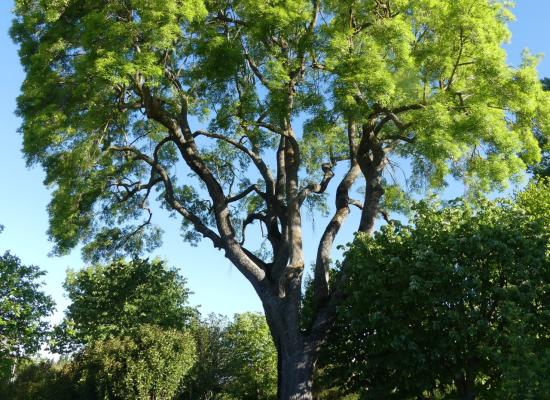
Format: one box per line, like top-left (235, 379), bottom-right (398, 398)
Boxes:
top-left (221, 312), bottom-right (277, 400)
top-left (182, 314), bottom-right (233, 400)
top-left (0, 359), bottom-right (78, 400)
top-left (76, 324), bottom-right (196, 400)
top-left (11, 1), bottom-right (550, 398)
top-left (317, 180), bottom-right (550, 400)
top-left (182, 313), bottom-right (277, 400)
top-left (0, 252), bottom-right (55, 381)
top-left (53, 258), bottom-right (195, 352)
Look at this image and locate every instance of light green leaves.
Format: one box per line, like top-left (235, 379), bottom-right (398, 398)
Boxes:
top-left (10, 0), bottom-right (549, 260)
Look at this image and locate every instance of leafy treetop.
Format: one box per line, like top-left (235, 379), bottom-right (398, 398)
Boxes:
top-left (53, 258), bottom-right (195, 353)
top-left (10, 0), bottom-right (550, 262)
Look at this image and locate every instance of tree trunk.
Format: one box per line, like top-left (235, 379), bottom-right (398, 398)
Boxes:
top-left (276, 335), bottom-right (316, 400)
top-left (456, 371), bottom-right (476, 400)
top-left (358, 176), bottom-right (384, 234)
top-left (263, 296), bottom-right (321, 400)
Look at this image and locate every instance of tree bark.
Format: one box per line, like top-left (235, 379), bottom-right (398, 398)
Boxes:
top-left (277, 338), bottom-right (316, 400)
top-left (262, 293), bottom-right (323, 400)
top-left (358, 173), bottom-right (384, 234)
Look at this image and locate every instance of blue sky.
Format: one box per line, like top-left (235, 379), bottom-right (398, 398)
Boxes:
top-left (1, 1), bottom-right (549, 324)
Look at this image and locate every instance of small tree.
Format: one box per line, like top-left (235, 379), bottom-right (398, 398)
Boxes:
top-left (53, 258), bottom-right (195, 352)
top-left (319, 181), bottom-right (550, 399)
top-left (0, 252), bottom-right (54, 380)
top-left (181, 314), bottom-right (231, 400)
top-left (11, 1), bottom-right (550, 397)
top-left (222, 313), bottom-right (277, 400)
top-left (77, 324), bottom-right (196, 400)
top-left (182, 313), bottom-right (277, 400)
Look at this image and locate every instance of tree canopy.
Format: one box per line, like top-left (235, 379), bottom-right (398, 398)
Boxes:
top-left (0, 252), bottom-right (54, 379)
top-left (11, 0), bottom-right (550, 262)
top-left (318, 180), bottom-right (550, 399)
top-left (53, 258), bottom-right (195, 352)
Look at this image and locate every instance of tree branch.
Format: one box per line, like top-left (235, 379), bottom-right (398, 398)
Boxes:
top-left (193, 130), bottom-right (276, 197)
top-left (313, 162), bottom-right (361, 309)
top-left (240, 211), bottom-right (267, 245)
top-left (296, 163), bottom-right (335, 206)
top-left (226, 184), bottom-right (263, 204)
top-left (109, 145), bottom-right (224, 249)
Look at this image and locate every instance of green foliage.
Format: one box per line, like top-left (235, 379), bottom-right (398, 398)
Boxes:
top-left (0, 359), bottom-right (78, 400)
top-left (53, 258), bottom-right (195, 353)
top-left (181, 314), bottom-right (233, 399)
top-left (10, 0), bottom-right (550, 259)
top-left (0, 252), bottom-right (55, 378)
top-left (77, 324), bottom-right (196, 400)
top-left (10, 1), bottom-right (550, 395)
top-left (221, 313), bottom-right (277, 400)
top-left (4, 313), bottom-right (276, 400)
top-left (181, 313), bottom-right (277, 400)
top-left (319, 181), bottom-right (550, 399)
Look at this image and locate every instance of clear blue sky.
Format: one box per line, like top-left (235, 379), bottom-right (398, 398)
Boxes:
top-left (1, 1), bottom-right (549, 324)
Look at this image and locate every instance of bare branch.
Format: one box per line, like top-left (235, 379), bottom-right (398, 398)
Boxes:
top-left (349, 199), bottom-right (364, 209)
top-left (213, 12), bottom-right (250, 28)
top-left (446, 28), bottom-right (466, 91)
top-left (296, 163), bottom-right (335, 205)
top-left (240, 211), bottom-right (267, 245)
top-left (193, 130), bottom-right (276, 197)
top-left (242, 50), bottom-right (270, 88)
top-left (109, 145), bottom-right (224, 249)
top-left (226, 184), bottom-right (263, 204)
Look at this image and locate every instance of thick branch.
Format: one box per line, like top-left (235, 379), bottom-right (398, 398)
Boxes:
top-left (226, 184), bottom-right (263, 204)
top-left (357, 124), bottom-right (388, 234)
top-left (296, 161), bottom-right (338, 207)
top-left (133, 84), bottom-right (271, 287)
top-left (313, 162), bottom-right (361, 308)
top-left (109, 145), bottom-right (224, 249)
top-left (193, 130), bottom-right (276, 198)
top-left (241, 211), bottom-right (267, 245)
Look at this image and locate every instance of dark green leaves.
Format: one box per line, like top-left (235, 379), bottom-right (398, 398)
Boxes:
top-left (52, 258), bottom-right (195, 352)
top-left (320, 180), bottom-right (550, 399)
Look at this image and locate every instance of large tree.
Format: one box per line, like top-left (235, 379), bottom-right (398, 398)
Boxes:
top-left (11, 1), bottom-right (550, 398)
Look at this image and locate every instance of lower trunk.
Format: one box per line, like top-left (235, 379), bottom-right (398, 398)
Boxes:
top-left (277, 337), bottom-right (316, 400)
top-left (456, 372), bottom-right (476, 400)
top-left (263, 298), bottom-right (322, 400)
